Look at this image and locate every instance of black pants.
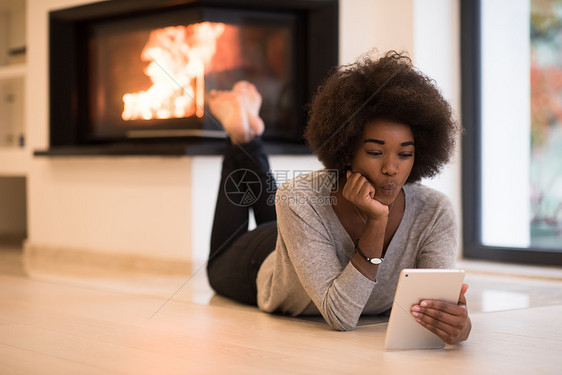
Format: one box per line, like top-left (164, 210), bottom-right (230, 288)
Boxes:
top-left (207, 138), bottom-right (278, 306)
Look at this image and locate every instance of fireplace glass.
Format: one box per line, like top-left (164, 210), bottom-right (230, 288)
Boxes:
top-left (88, 8), bottom-right (298, 143)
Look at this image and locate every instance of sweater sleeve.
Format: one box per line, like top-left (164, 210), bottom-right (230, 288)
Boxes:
top-left (274, 188), bottom-right (376, 331)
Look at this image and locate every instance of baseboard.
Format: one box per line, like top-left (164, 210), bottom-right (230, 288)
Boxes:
top-left (23, 241), bottom-right (192, 276)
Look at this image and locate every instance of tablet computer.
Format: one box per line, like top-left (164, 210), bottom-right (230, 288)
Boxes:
top-left (384, 268), bottom-right (465, 350)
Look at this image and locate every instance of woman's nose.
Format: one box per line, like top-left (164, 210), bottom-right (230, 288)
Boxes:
top-left (382, 156), bottom-right (398, 176)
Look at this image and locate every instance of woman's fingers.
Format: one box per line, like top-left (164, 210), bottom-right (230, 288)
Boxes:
top-left (458, 283), bottom-right (469, 305)
top-left (343, 171), bottom-right (389, 219)
top-left (412, 313), bottom-right (461, 343)
top-left (411, 298), bottom-right (469, 344)
top-left (343, 172), bottom-right (373, 203)
top-left (411, 300), bottom-right (468, 326)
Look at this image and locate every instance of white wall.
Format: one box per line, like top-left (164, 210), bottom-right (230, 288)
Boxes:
top-left (26, 0), bottom-right (193, 261)
top-left (25, 0), bottom-right (462, 264)
top-left (413, 0), bottom-right (462, 248)
top-left (339, 0), bottom-right (414, 64)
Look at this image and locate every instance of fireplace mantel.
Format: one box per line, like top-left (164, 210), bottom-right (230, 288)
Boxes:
top-left (33, 140), bottom-right (311, 157)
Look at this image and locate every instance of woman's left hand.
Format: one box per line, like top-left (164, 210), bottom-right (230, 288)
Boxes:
top-left (410, 283), bottom-right (471, 345)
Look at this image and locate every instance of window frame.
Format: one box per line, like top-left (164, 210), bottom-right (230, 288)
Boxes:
top-left (460, 0), bottom-right (562, 266)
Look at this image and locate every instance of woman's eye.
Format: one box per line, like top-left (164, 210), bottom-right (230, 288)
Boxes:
top-left (399, 153), bottom-right (414, 158)
top-left (367, 151), bottom-right (382, 157)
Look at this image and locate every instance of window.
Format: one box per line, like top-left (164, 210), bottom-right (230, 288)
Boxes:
top-left (461, 0), bottom-right (562, 265)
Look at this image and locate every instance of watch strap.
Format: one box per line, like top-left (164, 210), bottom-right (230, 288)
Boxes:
top-left (354, 239), bottom-right (384, 265)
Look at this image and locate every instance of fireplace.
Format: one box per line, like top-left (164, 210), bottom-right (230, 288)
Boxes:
top-left (40, 0), bottom-right (338, 156)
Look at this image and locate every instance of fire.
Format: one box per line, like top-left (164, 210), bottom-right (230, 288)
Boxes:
top-left (122, 22), bottom-right (226, 121)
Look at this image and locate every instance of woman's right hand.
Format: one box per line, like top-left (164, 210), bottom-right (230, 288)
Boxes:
top-left (343, 170), bottom-right (389, 221)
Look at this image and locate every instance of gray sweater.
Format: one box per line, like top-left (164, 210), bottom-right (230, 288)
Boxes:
top-left (256, 170), bottom-right (457, 331)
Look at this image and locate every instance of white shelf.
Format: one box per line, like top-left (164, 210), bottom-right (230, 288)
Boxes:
top-left (0, 63), bottom-right (27, 80)
top-left (0, 2), bottom-right (27, 178)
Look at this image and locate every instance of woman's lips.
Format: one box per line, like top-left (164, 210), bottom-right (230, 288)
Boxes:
top-left (380, 183), bottom-right (396, 195)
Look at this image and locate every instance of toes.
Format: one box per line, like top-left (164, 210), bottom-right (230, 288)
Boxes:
top-left (232, 82), bottom-right (261, 115)
top-left (233, 80), bottom-right (252, 90)
top-left (248, 112), bottom-right (264, 136)
top-left (232, 81), bottom-right (249, 94)
top-left (207, 82), bottom-right (263, 141)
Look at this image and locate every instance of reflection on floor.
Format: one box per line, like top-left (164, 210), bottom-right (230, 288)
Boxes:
top-left (2, 243), bottom-right (562, 317)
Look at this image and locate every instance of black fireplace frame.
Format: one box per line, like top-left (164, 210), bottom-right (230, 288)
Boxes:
top-left (38, 0), bottom-right (338, 156)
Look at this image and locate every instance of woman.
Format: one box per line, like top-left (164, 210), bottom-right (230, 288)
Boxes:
top-left (206, 51), bottom-right (471, 344)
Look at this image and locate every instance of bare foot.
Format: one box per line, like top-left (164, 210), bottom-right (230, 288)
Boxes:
top-left (233, 81), bottom-right (265, 137)
top-left (207, 89), bottom-right (251, 144)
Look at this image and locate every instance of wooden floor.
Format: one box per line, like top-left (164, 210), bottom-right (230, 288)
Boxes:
top-left (1, 244), bottom-right (562, 374)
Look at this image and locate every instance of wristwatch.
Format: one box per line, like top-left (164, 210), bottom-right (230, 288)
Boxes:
top-left (354, 239), bottom-right (384, 265)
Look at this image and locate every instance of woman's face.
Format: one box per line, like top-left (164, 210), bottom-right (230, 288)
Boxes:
top-left (349, 119), bottom-right (415, 206)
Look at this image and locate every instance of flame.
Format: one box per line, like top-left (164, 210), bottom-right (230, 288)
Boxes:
top-left (122, 22), bottom-right (226, 121)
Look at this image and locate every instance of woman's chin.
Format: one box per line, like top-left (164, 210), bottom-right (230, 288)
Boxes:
top-left (374, 195), bottom-right (395, 207)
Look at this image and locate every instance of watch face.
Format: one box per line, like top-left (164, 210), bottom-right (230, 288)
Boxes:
top-left (370, 258), bottom-right (383, 265)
